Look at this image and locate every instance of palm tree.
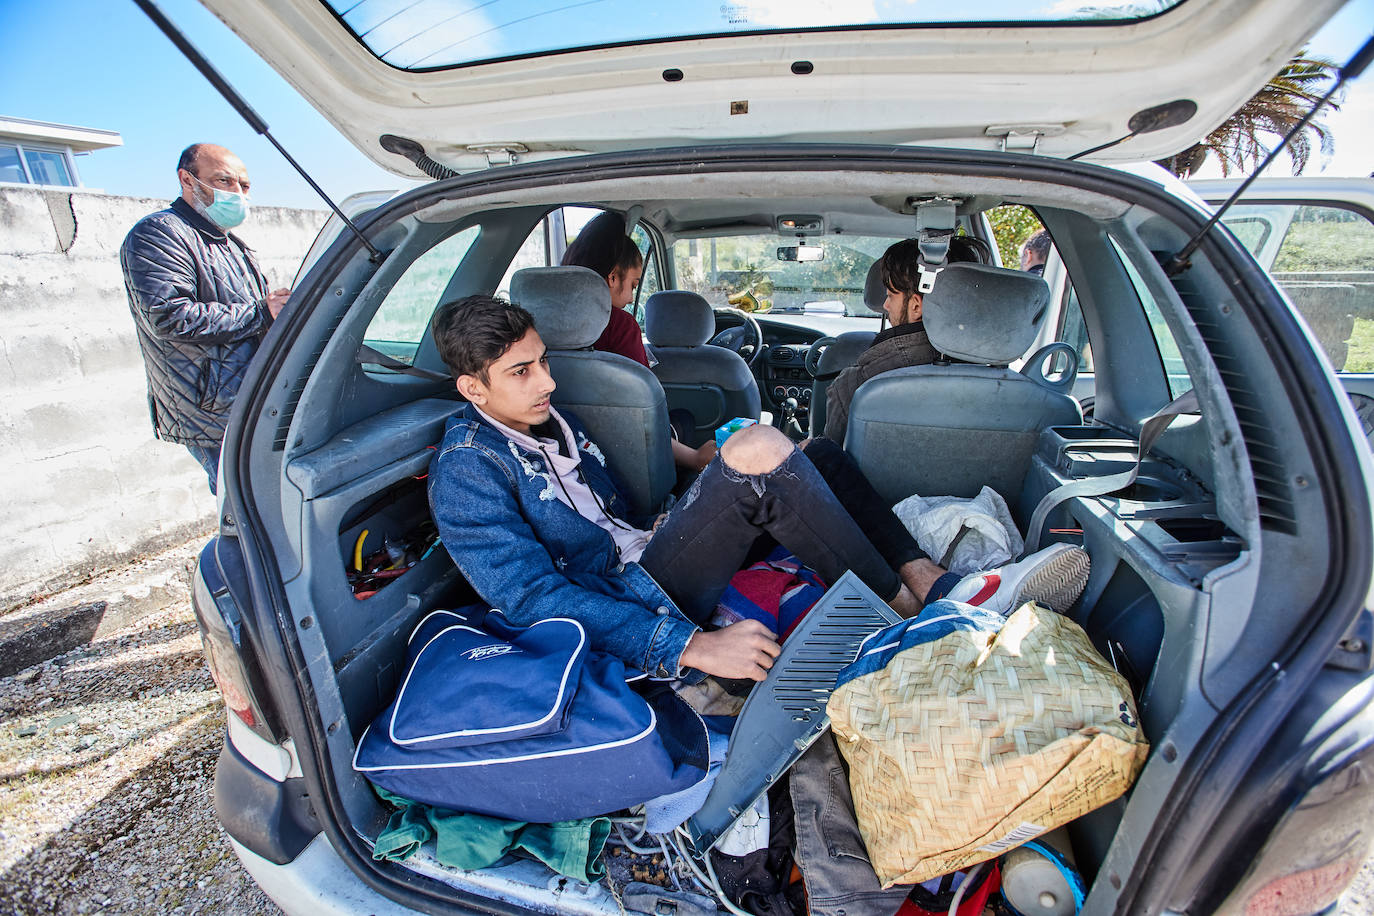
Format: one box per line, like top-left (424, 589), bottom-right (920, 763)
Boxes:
top-left (1157, 55), bottom-right (1339, 178)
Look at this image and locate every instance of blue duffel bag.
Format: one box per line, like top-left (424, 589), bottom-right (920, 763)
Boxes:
top-left (354, 608), bottom-right (711, 823)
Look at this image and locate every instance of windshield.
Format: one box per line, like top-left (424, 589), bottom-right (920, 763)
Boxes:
top-left (324, 0), bottom-right (1185, 70)
top-left (671, 234), bottom-right (894, 318)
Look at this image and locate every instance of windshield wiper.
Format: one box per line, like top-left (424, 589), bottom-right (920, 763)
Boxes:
top-left (132, 0), bottom-right (386, 264)
top-left (1163, 34), bottom-right (1374, 277)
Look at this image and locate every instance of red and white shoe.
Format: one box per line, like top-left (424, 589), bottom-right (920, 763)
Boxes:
top-left (944, 544), bottom-right (1090, 616)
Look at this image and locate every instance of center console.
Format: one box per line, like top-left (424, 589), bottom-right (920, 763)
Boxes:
top-left (762, 343), bottom-right (814, 427)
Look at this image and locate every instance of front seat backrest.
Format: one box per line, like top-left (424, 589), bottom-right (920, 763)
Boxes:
top-left (845, 262), bottom-right (1081, 508)
top-left (644, 290), bottom-right (760, 447)
top-left (510, 266), bottom-right (674, 517)
top-left (804, 260), bottom-right (885, 437)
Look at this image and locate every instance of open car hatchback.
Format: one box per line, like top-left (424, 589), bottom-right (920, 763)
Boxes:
top-left (182, 1), bottom-right (1374, 914)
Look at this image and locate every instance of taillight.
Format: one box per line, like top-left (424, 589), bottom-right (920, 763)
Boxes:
top-left (203, 633), bottom-right (259, 729)
top-left (1217, 738), bottom-right (1374, 916)
top-left (191, 543), bottom-right (284, 743)
top-left (1243, 859), bottom-right (1363, 916)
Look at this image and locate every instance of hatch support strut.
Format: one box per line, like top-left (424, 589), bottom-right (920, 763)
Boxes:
top-left (131, 0), bottom-right (386, 264)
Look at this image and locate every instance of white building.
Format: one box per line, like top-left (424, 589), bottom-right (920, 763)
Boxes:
top-left (0, 116), bottom-right (122, 190)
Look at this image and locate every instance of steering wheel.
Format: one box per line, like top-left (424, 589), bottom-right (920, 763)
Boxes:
top-left (708, 308), bottom-right (765, 367)
top-left (806, 337), bottom-right (836, 378)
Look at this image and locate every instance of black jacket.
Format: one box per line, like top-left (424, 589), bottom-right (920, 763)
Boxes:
top-left (121, 199), bottom-right (272, 447)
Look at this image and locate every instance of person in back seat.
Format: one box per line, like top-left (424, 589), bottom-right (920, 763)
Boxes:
top-left (565, 211), bottom-right (718, 472)
top-left (822, 236), bottom-right (990, 442)
top-left (427, 295), bottom-right (1087, 683)
top-left (562, 211), bottom-right (651, 367)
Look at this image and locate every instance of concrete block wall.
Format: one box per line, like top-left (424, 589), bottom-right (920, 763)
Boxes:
top-left (0, 187), bottom-right (327, 610)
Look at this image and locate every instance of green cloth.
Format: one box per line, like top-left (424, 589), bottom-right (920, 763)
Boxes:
top-left (371, 787), bottom-right (610, 883)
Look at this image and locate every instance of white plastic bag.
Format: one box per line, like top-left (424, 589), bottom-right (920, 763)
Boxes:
top-left (893, 487), bottom-right (1023, 575)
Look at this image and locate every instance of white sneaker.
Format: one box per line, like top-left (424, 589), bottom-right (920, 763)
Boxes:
top-left (944, 544), bottom-right (1090, 616)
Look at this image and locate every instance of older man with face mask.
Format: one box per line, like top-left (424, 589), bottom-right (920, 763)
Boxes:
top-left (120, 143), bottom-right (291, 494)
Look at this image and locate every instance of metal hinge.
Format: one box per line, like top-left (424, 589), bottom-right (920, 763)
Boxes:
top-left (985, 124), bottom-right (1067, 154)
top-left (464, 142), bottom-right (529, 166)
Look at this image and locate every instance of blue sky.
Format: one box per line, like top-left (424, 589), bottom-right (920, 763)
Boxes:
top-left (1, 0), bottom-right (1370, 208)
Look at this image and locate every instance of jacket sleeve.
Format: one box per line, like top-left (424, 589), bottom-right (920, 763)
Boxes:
top-left (823, 367), bottom-right (859, 443)
top-left (430, 445), bottom-right (698, 676)
top-left (121, 218), bottom-right (269, 345)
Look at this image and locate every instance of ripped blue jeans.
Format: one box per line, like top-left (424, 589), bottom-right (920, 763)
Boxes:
top-left (638, 447), bottom-right (902, 624)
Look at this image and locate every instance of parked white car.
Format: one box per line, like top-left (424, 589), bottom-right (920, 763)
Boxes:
top-left (176, 1), bottom-right (1374, 914)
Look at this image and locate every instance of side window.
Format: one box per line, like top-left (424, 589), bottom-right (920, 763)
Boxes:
top-left (631, 224), bottom-right (662, 322)
top-left (1221, 203), bottom-right (1374, 372)
top-left (497, 219), bottom-right (552, 300)
top-left (988, 205), bottom-right (1092, 372)
top-left (1112, 238), bottom-right (1193, 399)
top-left (364, 226), bottom-right (480, 364)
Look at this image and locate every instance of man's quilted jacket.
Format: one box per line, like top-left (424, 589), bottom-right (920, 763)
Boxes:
top-left (120, 198), bottom-right (272, 447)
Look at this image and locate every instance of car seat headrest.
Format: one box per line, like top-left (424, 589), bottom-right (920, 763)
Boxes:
top-left (644, 290), bottom-right (714, 347)
top-left (510, 266), bottom-right (610, 350)
top-left (863, 260), bottom-right (886, 312)
top-left (922, 263), bottom-right (1050, 366)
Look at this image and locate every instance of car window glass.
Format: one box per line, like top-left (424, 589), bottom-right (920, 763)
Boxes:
top-left (634, 229), bottom-right (663, 323)
top-left (1112, 237), bottom-right (1193, 399)
top-left (497, 221), bottom-right (552, 300)
top-left (988, 206), bottom-right (1092, 372)
top-left (364, 226), bottom-right (480, 365)
top-left (1221, 203), bottom-right (1374, 372)
top-left (1057, 287), bottom-right (1094, 374)
top-left (671, 235), bottom-right (891, 317)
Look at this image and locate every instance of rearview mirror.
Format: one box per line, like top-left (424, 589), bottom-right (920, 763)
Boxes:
top-left (778, 244), bottom-right (824, 262)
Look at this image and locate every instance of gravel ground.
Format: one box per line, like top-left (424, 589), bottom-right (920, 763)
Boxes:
top-left (0, 537), bottom-right (1371, 916)
top-left (0, 537), bottom-right (279, 916)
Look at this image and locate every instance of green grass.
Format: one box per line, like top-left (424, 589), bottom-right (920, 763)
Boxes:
top-left (1345, 319), bottom-right (1374, 372)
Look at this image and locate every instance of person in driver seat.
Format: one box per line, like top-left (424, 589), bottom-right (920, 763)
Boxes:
top-left (822, 236), bottom-right (992, 442)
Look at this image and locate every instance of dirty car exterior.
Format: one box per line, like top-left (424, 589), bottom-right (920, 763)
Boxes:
top-left (178, 1), bottom-right (1374, 914)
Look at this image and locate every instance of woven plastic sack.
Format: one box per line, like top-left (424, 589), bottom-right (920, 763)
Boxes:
top-left (826, 599), bottom-right (1148, 887)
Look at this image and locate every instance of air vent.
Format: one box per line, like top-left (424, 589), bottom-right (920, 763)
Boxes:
top-left (1173, 285), bottom-right (1297, 535)
top-left (773, 346), bottom-right (796, 362)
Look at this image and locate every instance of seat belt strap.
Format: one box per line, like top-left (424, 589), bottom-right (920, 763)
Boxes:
top-left (357, 344), bottom-right (453, 383)
top-left (1023, 389), bottom-right (1200, 555)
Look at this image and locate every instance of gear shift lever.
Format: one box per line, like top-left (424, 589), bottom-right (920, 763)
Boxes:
top-left (781, 397), bottom-right (806, 439)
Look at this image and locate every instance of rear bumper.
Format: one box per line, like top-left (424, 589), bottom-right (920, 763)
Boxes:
top-left (229, 833), bottom-right (427, 916)
top-left (215, 729), bottom-right (319, 865)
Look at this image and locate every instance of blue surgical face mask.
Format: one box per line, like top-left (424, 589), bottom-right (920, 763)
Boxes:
top-left (190, 174), bottom-right (250, 230)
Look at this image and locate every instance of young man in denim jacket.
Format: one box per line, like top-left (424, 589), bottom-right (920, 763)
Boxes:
top-left (427, 295), bottom-right (1085, 681)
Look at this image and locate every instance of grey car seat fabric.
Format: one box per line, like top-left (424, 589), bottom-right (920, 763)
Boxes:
top-left (644, 290), bottom-right (761, 448)
top-left (808, 331), bottom-right (875, 438)
top-left (845, 262), bottom-right (1081, 507)
top-left (510, 266), bottom-right (675, 516)
top-left (804, 261), bottom-right (886, 437)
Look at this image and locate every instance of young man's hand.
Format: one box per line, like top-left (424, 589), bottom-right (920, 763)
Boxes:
top-left (679, 620), bottom-right (780, 681)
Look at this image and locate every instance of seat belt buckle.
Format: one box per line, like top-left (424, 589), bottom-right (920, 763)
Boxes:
top-left (918, 264), bottom-right (941, 295)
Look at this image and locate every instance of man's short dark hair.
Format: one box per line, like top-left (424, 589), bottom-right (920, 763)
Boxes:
top-left (880, 235), bottom-right (991, 298)
top-left (177, 144), bottom-right (208, 175)
top-left (1023, 229), bottom-right (1052, 261)
top-left (431, 295), bottom-right (536, 383)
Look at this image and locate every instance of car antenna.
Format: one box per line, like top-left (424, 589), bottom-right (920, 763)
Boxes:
top-left (132, 0), bottom-right (386, 264)
top-left (1162, 34), bottom-right (1374, 277)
